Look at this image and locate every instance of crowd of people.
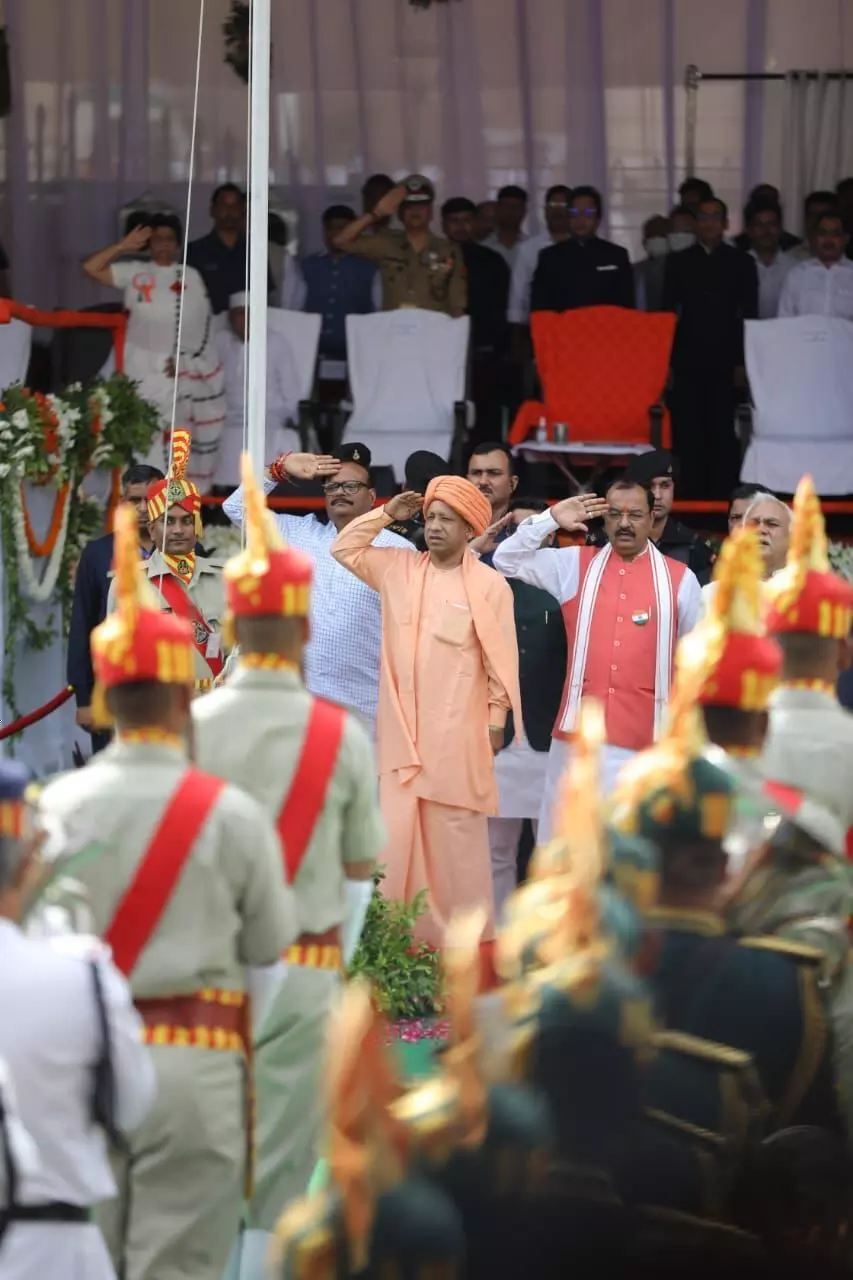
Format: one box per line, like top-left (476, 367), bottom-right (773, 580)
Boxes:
top-left (0, 403), bottom-right (834, 1275)
top-left (77, 172), bottom-right (853, 503)
top-left (4, 166), bottom-right (853, 1278)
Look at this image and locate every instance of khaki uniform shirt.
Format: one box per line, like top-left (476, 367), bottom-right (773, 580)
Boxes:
top-left (192, 665), bottom-right (384, 933)
top-left (348, 229), bottom-right (467, 315)
top-left (39, 740), bottom-right (297, 997)
top-left (107, 550), bottom-right (228, 688)
top-left (761, 686), bottom-right (853, 833)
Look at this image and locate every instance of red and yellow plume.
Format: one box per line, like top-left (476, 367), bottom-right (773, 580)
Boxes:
top-left (680, 526), bottom-right (781, 711)
top-left (89, 504), bottom-right (195, 726)
top-left (223, 452), bottom-right (313, 622)
top-left (146, 427), bottom-right (202, 536)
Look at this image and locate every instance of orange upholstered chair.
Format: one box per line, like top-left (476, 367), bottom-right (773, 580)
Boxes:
top-left (509, 306), bottom-right (676, 447)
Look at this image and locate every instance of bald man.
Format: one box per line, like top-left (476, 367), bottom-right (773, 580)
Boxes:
top-left (331, 477), bottom-right (521, 949)
top-left (700, 491), bottom-right (791, 619)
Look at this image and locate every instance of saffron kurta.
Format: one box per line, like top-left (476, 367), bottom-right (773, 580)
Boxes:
top-left (332, 507), bottom-right (521, 945)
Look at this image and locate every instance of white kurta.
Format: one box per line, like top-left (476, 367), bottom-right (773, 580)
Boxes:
top-left (0, 923), bottom-right (155, 1280)
top-left (214, 325), bottom-right (301, 487)
top-left (110, 260), bottom-right (227, 491)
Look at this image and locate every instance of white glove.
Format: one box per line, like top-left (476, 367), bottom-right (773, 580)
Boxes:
top-left (341, 879), bottom-right (373, 967)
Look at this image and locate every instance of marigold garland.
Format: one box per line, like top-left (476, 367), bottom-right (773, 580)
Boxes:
top-left (0, 374), bottom-right (161, 723)
top-left (21, 482), bottom-right (70, 557)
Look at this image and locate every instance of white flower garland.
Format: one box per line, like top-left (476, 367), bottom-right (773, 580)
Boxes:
top-left (11, 470), bottom-right (74, 604)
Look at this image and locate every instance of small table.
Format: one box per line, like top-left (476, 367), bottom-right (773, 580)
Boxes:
top-left (513, 440), bottom-right (654, 492)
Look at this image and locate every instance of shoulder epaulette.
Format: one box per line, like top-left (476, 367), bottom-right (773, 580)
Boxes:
top-left (650, 1029), bottom-right (753, 1070)
top-left (737, 935), bottom-right (824, 965)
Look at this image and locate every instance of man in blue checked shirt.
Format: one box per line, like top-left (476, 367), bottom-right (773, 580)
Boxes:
top-left (223, 443), bottom-right (414, 732)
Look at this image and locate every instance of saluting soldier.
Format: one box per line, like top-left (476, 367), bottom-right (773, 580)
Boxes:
top-left (610, 635), bottom-right (844, 1141)
top-left (108, 427), bottom-right (227, 694)
top-left (39, 505), bottom-right (297, 1280)
top-left (193, 458), bottom-right (384, 1279)
top-left (333, 174), bottom-right (467, 316)
top-left (761, 474), bottom-right (853, 844)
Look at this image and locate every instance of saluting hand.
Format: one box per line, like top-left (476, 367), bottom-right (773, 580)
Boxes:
top-left (550, 493), bottom-right (608, 534)
top-left (122, 225), bottom-right (152, 253)
top-left (385, 490), bottom-right (423, 522)
top-left (469, 512), bottom-right (513, 556)
top-left (372, 184), bottom-right (408, 220)
top-left (281, 453), bottom-right (340, 482)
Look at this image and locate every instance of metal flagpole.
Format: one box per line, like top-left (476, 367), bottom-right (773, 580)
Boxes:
top-left (246, 0), bottom-right (271, 478)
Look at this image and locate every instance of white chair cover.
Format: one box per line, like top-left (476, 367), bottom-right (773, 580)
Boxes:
top-left (741, 315), bottom-right (853, 494)
top-left (342, 310), bottom-right (470, 481)
top-left (0, 319), bottom-right (32, 389)
top-left (213, 309), bottom-right (319, 487)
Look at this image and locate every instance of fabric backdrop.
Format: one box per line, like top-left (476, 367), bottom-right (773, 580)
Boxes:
top-left (2, 0), bottom-right (853, 310)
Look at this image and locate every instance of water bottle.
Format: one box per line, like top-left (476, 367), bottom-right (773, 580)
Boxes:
top-left (535, 416), bottom-right (547, 444)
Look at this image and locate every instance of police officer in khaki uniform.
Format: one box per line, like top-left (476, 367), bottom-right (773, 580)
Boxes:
top-left (40, 504), bottom-right (297, 1280)
top-left (192, 458), bottom-right (384, 1280)
top-left (334, 173), bottom-right (467, 315)
top-left (107, 429), bottom-right (228, 693)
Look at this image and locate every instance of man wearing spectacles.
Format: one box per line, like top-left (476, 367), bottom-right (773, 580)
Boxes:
top-left (222, 443), bottom-right (415, 732)
top-left (493, 477), bottom-right (701, 829)
top-left (529, 184), bottom-right (634, 315)
top-left (662, 195), bottom-right (759, 500)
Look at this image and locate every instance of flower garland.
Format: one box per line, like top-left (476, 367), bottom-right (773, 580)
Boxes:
top-left (1, 375), bottom-right (160, 718)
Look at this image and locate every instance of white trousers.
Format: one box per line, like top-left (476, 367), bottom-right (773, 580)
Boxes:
top-left (0, 1221), bottom-right (115, 1278)
top-left (488, 817), bottom-right (539, 920)
top-left (537, 739), bottom-right (637, 843)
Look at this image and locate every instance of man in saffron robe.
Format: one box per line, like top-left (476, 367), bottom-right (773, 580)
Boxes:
top-left (492, 478), bottom-right (701, 836)
top-left (331, 475), bottom-right (521, 946)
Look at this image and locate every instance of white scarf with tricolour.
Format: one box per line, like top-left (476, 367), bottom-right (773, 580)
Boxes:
top-left (559, 541), bottom-right (676, 740)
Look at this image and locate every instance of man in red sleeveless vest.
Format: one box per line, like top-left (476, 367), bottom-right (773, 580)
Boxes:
top-left (493, 477), bottom-right (702, 838)
top-left (192, 457), bottom-right (383, 1280)
top-left (114, 426), bottom-right (227, 694)
top-left (40, 505), bottom-right (297, 1280)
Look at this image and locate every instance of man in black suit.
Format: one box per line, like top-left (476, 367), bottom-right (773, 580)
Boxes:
top-left (442, 196), bottom-right (511, 440)
top-left (67, 463), bottom-right (165, 752)
top-left (530, 185), bottom-right (634, 314)
top-left (663, 196), bottom-right (758, 500)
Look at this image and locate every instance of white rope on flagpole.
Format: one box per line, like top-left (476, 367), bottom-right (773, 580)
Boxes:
top-left (246, 0), bottom-right (271, 481)
top-left (157, 0), bottom-right (206, 569)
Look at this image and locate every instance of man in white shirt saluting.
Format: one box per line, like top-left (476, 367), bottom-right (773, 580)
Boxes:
top-left (492, 479), bottom-right (701, 835)
top-left (777, 211), bottom-right (853, 320)
top-left (222, 443), bottom-right (415, 732)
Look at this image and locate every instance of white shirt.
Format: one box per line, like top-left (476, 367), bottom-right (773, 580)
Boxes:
top-left (507, 232), bottom-right (554, 324)
top-left (222, 479), bottom-right (415, 728)
top-left (281, 257), bottom-right (307, 311)
top-left (0, 921), bottom-right (154, 1207)
top-left (492, 513), bottom-right (701, 635)
top-left (777, 256), bottom-right (853, 320)
top-left (483, 230), bottom-right (528, 270)
top-left (749, 249), bottom-right (794, 319)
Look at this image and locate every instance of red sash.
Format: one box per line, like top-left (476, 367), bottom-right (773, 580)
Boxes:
top-left (105, 769), bottom-right (225, 977)
top-left (277, 700), bottom-right (346, 883)
top-left (157, 571), bottom-right (224, 678)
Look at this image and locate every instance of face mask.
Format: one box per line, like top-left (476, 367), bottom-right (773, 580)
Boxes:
top-left (669, 231), bottom-right (696, 252)
top-left (644, 236), bottom-right (669, 258)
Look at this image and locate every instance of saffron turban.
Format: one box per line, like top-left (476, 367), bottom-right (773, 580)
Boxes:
top-left (423, 476), bottom-right (492, 537)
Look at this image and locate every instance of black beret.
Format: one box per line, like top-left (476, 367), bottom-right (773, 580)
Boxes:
top-left (624, 449), bottom-right (677, 486)
top-left (404, 450), bottom-right (451, 492)
top-left (334, 442), bottom-right (372, 469)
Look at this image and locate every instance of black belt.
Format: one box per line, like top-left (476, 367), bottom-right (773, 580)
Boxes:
top-left (5, 1202), bottom-right (90, 1224)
